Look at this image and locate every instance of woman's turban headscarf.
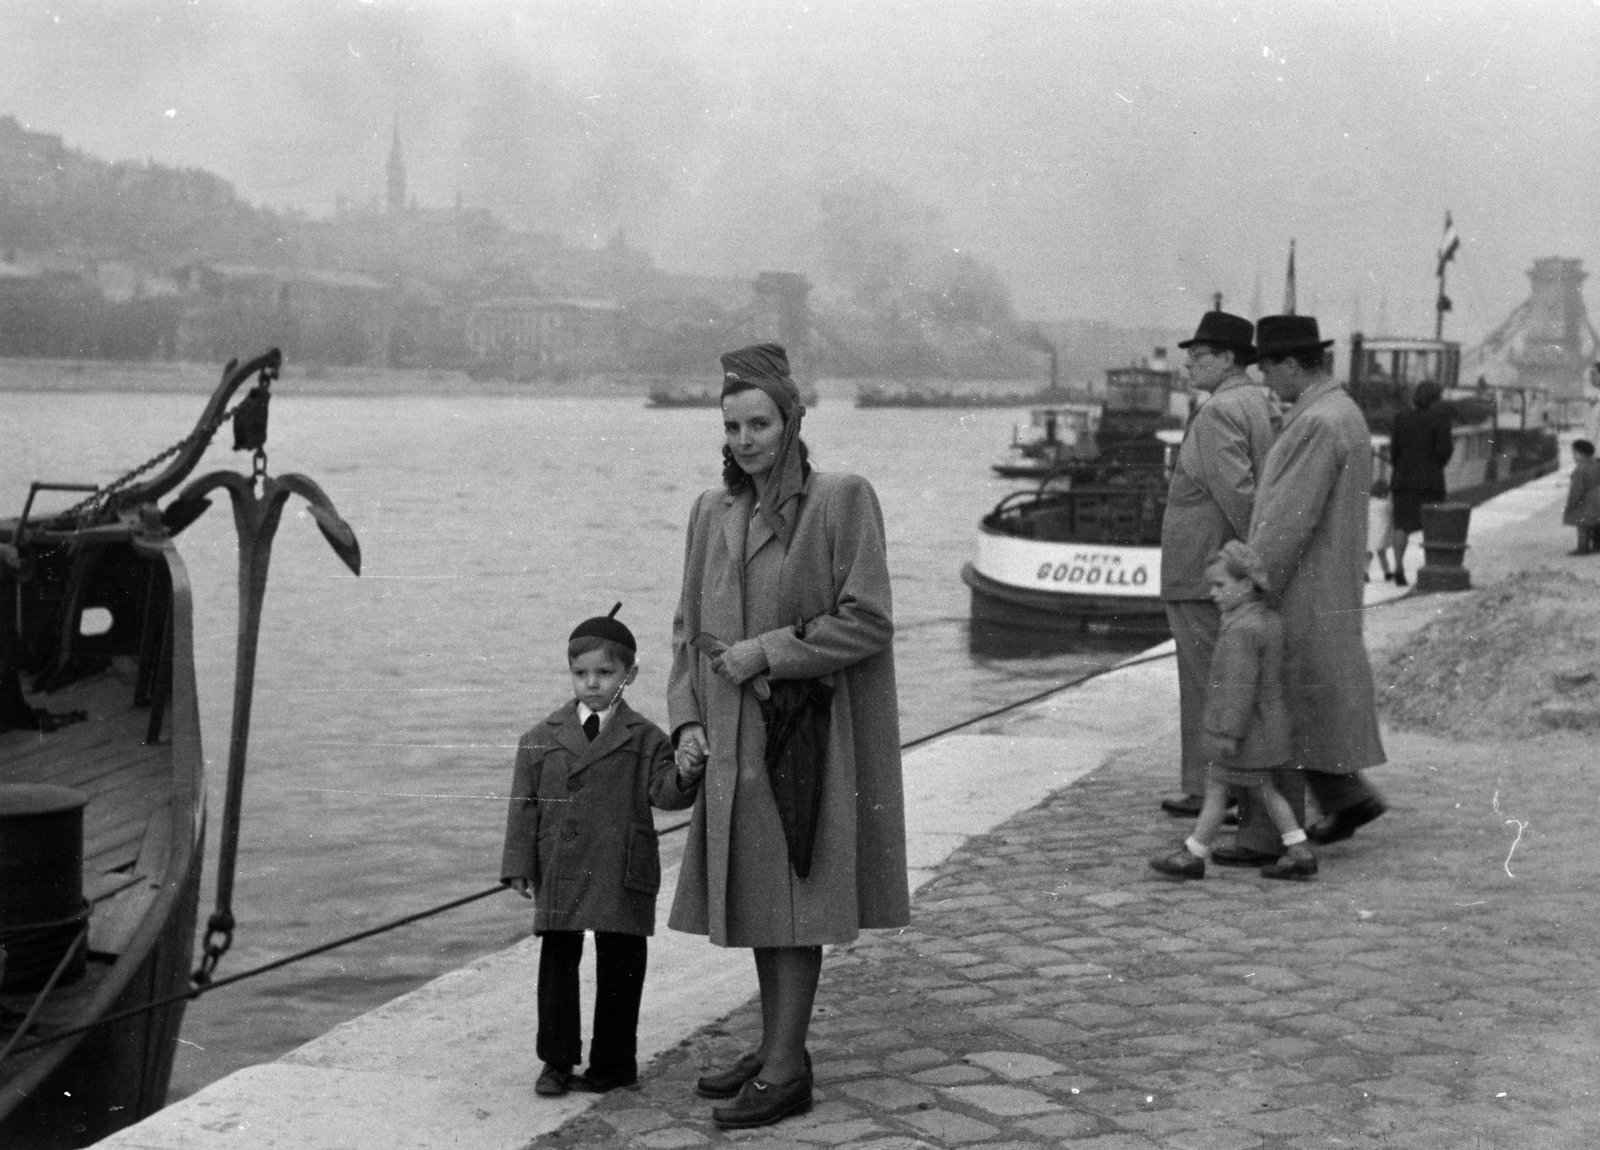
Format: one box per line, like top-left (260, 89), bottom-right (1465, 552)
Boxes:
top-left (721, 343), bottom-right (807, 547)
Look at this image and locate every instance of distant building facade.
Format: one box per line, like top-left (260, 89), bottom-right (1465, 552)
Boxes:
top-left (175, 264), bottom-right (394, 367)
top-left (465, 295), bottom-right (622, 380)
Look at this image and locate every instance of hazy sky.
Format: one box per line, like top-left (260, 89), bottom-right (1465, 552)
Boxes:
top-left (4, 0), bottom-right (1597, 341)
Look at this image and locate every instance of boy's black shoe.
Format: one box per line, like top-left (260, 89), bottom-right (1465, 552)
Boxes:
top-left (535, 1063), bottom-right (573, 1096)
top-left (711, 1070), bottom-right (813, 1130)
top-left (1149, 850), bottom-right (1204, 880)
top-left (1260, 854), bottom-right (1319, 880)
top-left (572, 1066), bottom-right (637, 1093)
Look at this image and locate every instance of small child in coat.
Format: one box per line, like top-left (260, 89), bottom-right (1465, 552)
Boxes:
top-left (501, 604), bottom-right (702, 1097)
top-left (1367, 477), bottom-right (1394, 582)
top-left (1562, 439), bottom-right (1600, 555)
top-left (1150, 541), bottom-right (1318, 882)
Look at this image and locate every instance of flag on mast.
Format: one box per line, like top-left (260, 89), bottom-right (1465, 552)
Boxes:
top-left (1282, 239), bottom-right (1297, 315)
top-left (1437, 211), bottom-right (1460, 278)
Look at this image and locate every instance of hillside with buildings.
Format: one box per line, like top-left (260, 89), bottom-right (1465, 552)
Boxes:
top-left (0, 115), bottom-right (1137, 383)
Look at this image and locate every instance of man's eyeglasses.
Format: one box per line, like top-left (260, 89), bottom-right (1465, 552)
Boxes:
top-left (1185, 349), bottom-right (1219, 366)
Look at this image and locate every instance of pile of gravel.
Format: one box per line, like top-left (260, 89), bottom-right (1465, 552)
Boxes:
top-left (1378, 568), bottom-right (1600, 738)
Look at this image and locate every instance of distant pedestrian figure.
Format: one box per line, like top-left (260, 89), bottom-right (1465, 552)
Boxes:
top-left (1248, 315), bottom-right (1388, 847)
top-left (1150, 541), bottom-right (1317, 882)
top-left (500, 606), bottom-right (699, 1098)
top-left (1563, 439), bottom-right (1600, 555)
top-left (1367, 477), bottom-right (1394, 582)
top-left (1388, 380), bottom-right (1453, 586)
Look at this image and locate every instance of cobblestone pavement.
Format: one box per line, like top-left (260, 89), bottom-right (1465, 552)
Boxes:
top-left (529, 715), bottom-right (1600, 1150)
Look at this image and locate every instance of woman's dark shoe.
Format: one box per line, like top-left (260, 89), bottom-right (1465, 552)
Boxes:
top-left (1307, 798), bottom-right (1387, 844)
top-left (696, 1049), bottom-right (811, 1099)
top-left (535, 1062), bottom-right (573, 1097)
top-left (1149, 850), bottom-right (1205, 879)
top-left (1393, 569), bottom-right (1408, 587)
top-left (1260, 854), bottom-right (1319, 880)
top-left (696, 1052), bottom-right (763, 1099)
top-left (711, 1070), bottom-right (813, 1129)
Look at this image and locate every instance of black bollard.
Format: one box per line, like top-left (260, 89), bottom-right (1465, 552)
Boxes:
top-left (1416, 502), bottom-right (1472, 592)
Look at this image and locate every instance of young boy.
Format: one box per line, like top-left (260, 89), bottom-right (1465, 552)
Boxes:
top-left (501, 604), bottom-right (701, 1097)
top-left (1150, 541), bottom-right (1317, 882)
top-left (1563, 439), bottom-right (1600, 555)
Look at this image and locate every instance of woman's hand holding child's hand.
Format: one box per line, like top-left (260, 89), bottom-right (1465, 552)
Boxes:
top-left (1200, 731), bottom-right (1239, 763)
top-left (505, 877), bottom-right (534, 899)
top-left (675, 723), bottom-right (709, 785)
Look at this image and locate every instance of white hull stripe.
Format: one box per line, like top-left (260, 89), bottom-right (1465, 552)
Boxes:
top-left (974, 530), bottom-right (1162, 599)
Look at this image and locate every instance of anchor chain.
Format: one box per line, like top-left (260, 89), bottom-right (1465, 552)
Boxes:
top-left (61, 372), bottom-right (275, 523)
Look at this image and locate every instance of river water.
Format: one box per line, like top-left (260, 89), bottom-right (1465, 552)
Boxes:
top-left (1, 379), bottom-right (1145, 1099)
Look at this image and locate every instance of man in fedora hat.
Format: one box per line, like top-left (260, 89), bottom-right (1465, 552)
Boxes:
top-left (1245, 315), bottom-right (1387, 847)
top-left (1157, 311), bottom-right (1295, 861)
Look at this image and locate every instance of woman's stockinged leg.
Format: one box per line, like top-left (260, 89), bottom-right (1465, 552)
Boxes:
top-left (752, 945), bottom-right (822, 1083)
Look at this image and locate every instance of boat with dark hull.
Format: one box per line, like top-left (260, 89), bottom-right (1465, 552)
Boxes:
top-left (855, 383), bottom-right (1087, 409)
top-left (649, 380), bottom-right (819, 408)
top-left (0, 351), bottom-right (358, 1148)
top-left (966, 333), bottom-right (1559, 639)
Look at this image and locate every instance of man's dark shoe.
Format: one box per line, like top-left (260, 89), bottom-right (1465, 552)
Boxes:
top-left (1210, 844), bottom-right (1280, 867)
top-left (711, 1071), bottom-right (813, 1129)
top-left (1160, 794), bottom-right (1204, 817)
top-left (535, 1063), bottom-right (573, 1097)
top-left (572, 1066), bottom-right (637, 1093)
top-left (1260, 854), bottom-right (1319, 880)
top-left (1307, 798), bottom-right (1387, 844)
top-left (1149, 850), bottom-right (1205, 880)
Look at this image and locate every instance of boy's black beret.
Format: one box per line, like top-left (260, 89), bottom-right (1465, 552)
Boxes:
top-left (570, 602), bottom-right (636, 653)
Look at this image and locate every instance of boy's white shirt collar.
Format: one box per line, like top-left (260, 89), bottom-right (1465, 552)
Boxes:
top-left (576, 701), bottom-right (618, 728)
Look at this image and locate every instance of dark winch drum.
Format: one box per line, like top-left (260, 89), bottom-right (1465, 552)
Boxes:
top-left (0, 784), bottom-right (91, 992)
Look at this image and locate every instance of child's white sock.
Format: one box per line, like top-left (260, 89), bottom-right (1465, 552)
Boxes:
top-left (1184, 836), bottom-right (1211, 859)
top-left (1280, 828), bottom-right (1308, 847)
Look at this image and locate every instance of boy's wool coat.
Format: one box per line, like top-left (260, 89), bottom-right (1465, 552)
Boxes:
top-left (501, 699), bottom-right (695, 936)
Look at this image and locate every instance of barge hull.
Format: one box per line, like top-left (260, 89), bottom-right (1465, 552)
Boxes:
top-left (961, 562), bottom-right (1170, 637)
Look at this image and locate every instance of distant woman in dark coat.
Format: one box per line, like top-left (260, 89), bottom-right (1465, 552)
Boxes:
top-left (1388, 380), bottom-right (1453, 585)
top-left (669, 343), bottom-right (909, 1130)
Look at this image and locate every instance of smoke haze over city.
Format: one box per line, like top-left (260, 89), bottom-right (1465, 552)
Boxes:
top-left (3, 0), bottom-right (1597, 340)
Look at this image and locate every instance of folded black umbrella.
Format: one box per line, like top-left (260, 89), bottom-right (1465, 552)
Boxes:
top-left (759, 677), bottom-right (834, 879)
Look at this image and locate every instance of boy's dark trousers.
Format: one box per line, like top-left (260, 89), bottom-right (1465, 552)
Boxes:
top-left (536, 930), bottom-right (647, 1078)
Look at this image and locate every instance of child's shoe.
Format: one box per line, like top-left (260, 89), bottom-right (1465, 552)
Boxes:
top-left (535, 1062), bottom-right (573, 1096)
top-left (1259, 854), bottom-right (1318, 881)
top-left (1149, 849), bottom-right (1205, 879)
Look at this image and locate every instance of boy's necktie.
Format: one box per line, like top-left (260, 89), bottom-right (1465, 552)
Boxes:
top-left (583, 713), bottom-right (600, 741)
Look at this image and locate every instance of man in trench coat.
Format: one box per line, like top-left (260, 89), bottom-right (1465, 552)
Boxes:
top-left (1158, 311), bottom-right (1299, 862)
top-left (1247, 315), bottom-right (1387, 844)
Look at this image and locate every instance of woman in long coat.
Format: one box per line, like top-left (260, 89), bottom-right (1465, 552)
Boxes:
top-left (668, 343), bottom-right (909, 1129)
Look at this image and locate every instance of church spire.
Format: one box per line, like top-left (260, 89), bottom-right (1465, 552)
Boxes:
top-left (386, 117), bottom-right (407, 213)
